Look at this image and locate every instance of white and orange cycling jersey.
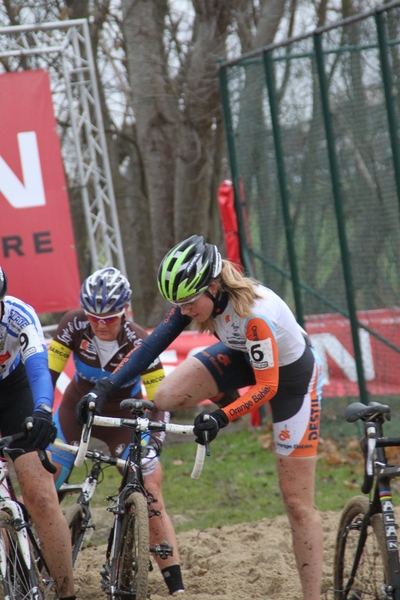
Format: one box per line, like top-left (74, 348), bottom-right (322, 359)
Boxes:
top-left (212, 285), bottom-right (308, 420)
top-left (108, 284), bottom-right (324, 456)
top-left (214, 285), bottom-right (306, 363)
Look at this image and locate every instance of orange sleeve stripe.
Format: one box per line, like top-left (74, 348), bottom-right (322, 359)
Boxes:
top-left (112, 345), bottom-right (138, 375)
top-left (222, 316), bottom-right (279, 422)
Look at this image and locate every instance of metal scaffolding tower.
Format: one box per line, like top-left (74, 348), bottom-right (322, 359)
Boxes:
top-left (0, 19), bottom-right (126, 275)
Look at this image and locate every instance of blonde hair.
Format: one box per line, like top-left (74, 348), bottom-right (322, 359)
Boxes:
top-left (194, 260), bottom-right (262, 334)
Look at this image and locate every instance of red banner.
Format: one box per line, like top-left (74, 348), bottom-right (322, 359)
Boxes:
top-left (0, 69), bottom-right (80, 313)
top-left (53, 308), bottom-right (400, 409)
top-left (217, 180), bottom-right (242, 270)
top-left (306, 308), bottom-right (400, 397)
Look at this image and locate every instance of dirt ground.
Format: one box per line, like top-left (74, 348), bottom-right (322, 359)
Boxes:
top-left (69, 416), bottom-right (370, 600)
top-left (72, 506), bottom-right (346, 600)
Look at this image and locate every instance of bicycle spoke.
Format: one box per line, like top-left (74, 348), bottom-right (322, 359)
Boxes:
top-left (0, 515), bottom-right (45, 600)
top-left (104, 492), bottom-right (149, 600)
top-left (63, 503), bottom-right (85, 567)
top-left (334, 496), bottom-right (392, 600)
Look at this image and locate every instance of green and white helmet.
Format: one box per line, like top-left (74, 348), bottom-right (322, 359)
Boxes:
top-left (157, 235), bottom-right (222, 304)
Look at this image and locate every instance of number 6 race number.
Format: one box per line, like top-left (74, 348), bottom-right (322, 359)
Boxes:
top-left (247, 338), bottom-right (274, 370)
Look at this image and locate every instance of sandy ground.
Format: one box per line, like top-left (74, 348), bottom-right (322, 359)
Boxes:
top-left (67, 418), bottom-right (374, 600)
top-left (71, 506), bottom-right (343, 600)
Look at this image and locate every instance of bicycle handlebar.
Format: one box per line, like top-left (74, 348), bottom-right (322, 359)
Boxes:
top-left (91, 415), bottom-right (195, 434)
top-left (53, 440), bottom-right (126, 469)
top-left (190, 444), bottom-right (205, 480)
top-left (0, 427), bottom-right (57, 474)
top-left (74, 409), bottom-right (206, 477)
top-left (74, 402), bottom-right (96, 468)
top-left (0, 431), bottom-right (26, 450)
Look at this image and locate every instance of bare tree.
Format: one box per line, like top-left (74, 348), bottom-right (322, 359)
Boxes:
top-left (0, 0), bottom-right (290, 324)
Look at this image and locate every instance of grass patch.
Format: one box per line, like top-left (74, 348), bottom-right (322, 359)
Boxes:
top-left (160, 428), bottom-right (283, 531)
top-left (64, 408), bottom-right (400, 534)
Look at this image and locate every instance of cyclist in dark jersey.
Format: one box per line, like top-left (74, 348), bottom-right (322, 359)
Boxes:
top-left (48, 267), bottom-right (184, 596)
top-left (76, 236), bottom-right (325, 600)
top-left (0, 266), bottom-right (76, 600)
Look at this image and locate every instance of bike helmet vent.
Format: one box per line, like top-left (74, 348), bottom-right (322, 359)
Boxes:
top-left (0, 267), bottom-right (7, 300)
top-left (157, 235), bottom-right (222, 303)
top-left (80, 267), bottom-right (132, 313)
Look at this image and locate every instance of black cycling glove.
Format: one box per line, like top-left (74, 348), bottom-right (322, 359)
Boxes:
top-left (193, 409), bottom-right (229, 445)
top-left (75, 379), bottom-right (115, 426)
top-left (26, 411), bottom-right (57, 450)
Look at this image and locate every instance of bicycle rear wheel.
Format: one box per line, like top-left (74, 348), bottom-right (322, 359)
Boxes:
top-left (63, 503), bottom-right (85, 566)
top-left (334, 495), bottom-right (392, 599)
top-left (0, 510), bottom-right (45, 600)
top-left (113, 491), bottom-right (149, 600)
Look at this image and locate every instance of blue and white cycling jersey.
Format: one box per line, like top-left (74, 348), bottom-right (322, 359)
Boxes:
top-left (0, 295), bottom-right (53, 411)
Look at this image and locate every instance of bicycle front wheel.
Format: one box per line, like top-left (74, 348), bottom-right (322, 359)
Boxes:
top-left (63, 503), bottom-right (84, 566)
top-left (114, 491), bottom-right (149, 600)
top-left (0, 510), bottom-right (45, 600)
top-left (334, 495), bottom-right (392, 600)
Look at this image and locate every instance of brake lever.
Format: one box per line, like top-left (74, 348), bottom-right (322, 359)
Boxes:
top-left (83, 402), bottom-right (95, 443)
top-left (37, 449), bottom-right (57, 474)
top-left (202, 414), bottom-right (211, 457)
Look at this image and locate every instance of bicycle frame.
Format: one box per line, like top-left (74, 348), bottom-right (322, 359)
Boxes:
top-left (0, 458), bottom-right (33, 571)
top-left (338, 402), bottom-right (400, 600)
top-left (0, 432), bottom-right (54, 600)
top-left (56, 442), bottom-right (127, 504)
top-left (370, 427), bottom-right (400, 599)
top-left (54, 440), bottom-right (126, 566)
top-left (73, 399), bottom-right (204, 600)
top-left (102, 409), bottom-right (179, 593)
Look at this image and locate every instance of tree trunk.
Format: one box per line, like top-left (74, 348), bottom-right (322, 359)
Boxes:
top-left (173, 4), bottom-right (233, 241)
top-left (121, 0), bottom-right (177, 267)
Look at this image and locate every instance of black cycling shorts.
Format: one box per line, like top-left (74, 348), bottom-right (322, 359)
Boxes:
top-left (0, 362), bottom-right (37, 460)
top-left (194, 341), bottom-right (316, 423)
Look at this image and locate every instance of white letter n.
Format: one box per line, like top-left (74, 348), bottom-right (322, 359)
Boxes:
top-left (0, 131), bottom-right (46, 208)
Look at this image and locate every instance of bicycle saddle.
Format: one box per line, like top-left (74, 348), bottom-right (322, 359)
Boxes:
top-left (120, 399), bottom-right (154, 413)
top-left (345, 401), bottom-right (391, 423)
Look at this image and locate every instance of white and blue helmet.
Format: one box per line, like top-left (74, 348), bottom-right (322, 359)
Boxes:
top-left (80, 267), bottom-right (131, 313)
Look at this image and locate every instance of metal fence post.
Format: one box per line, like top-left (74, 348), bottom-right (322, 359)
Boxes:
top-left (263, 50), bottom-right (304, 327)
top-left (218, 64), bottom-right (254, 276)
top-left (375, 9), bottom-right (400, 216)
top-left (314, 32), bottom-right (368, 403)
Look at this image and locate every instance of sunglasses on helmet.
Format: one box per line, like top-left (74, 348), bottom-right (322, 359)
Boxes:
top-left (85, 308), bottom-right (125, 325)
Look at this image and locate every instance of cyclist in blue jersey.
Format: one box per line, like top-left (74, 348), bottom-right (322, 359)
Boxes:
top-left (76, 236), bottom-right (325, 600)
top-left (48, 268), bottom-right (184, 596)
top-left (0, 266), bottom-right (76, 600)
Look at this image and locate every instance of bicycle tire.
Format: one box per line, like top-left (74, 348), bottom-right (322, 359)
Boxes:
top-left (334, 495), bottom-right (392, 599)
top-left (63, 503), bottom-right (84, 566)
top-left (113, 491), bottom-right (149, 600)
top-left (0, 510), bottom-right (45, 600)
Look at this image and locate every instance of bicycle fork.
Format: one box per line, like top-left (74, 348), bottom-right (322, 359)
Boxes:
top-left (0, 498), bottom-right (41, 600)
top-left (0, 499), bottom-right (33, 569)
top-left (100, 493), bottom-right (173, 598)
top-left (100, 496), bottom-right (127, 597)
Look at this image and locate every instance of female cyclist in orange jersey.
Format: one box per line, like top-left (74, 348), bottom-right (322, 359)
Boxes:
top-left (76, 236), bottom-right (324, 600)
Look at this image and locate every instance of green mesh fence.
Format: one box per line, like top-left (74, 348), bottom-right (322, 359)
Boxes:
top-left (219, 2), bottom-right (400, 409)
